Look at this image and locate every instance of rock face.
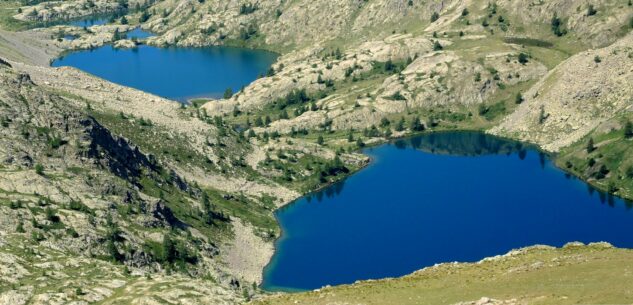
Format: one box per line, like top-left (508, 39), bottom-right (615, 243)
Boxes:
top-left (81, 116), bottom-right (158, 182)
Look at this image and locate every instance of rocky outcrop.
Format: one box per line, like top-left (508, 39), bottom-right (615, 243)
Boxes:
top-left (81, 116), bottom-right (157, 182)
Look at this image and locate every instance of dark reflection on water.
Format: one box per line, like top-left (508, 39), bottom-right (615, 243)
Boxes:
top-left (69, 18), bottom-right (109, 27)
top-left (263, 132), bottom-right (633, 292)
top-left (393, 131), bottom-right (531, 157)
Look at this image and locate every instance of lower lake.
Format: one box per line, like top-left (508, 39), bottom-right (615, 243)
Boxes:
top-left (262, 132), bottom-right (633, 291)
top-left (51, 45), bottom-right (277, 102)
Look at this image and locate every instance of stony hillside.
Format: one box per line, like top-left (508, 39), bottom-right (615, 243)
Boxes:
top-left (491, 34), bottom-right (633, 152)
top-left (0, 59), bottom-right (251, 303)
top-left (0, 47), bottom-right (363, 304)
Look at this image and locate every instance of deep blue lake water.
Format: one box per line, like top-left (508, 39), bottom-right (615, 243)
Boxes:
top-left (125, 28), bottom-right (154, 39)
top-left (51, 45), bottom-right (277, 101)
top-left (262, 132), bottom-right (633, 291)
top-left (68, 17), bottom-right (109, 27)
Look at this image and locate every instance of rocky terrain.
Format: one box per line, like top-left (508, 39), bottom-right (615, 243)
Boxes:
top-left (0, 0), bottom-right (632, 304)
top-left (0, 26), bottom-right (364, 305)
top-left (14, 0), bottom-right (132, 24)
top-left (491, 34), bottom-right (633, 152)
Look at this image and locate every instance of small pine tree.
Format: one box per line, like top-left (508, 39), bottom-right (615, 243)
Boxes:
top-left (551, 13), bottom-right (566, 36)
top-left (430, 12), bottom-right (440, 22)
top-left (515, 92), bottom-right (524, 104)
top-left (409, 117), bottom-right (425, 132)
top-left (461, 8), bottom-right (469, 16)
top-left (395, 117), bottom-right (405, 131)
top-left (433, 41), bottom-right (443, 51)
top-left (317, 135), bottom-right (324, 145)
top-left (16, 221), bottom-right (25, 233)
top-left (586, 138), bottom-right (596, 153)
top-left (162, 234), bottom-right (176, 263)
top-left (538, 105), bottom-right (547, 124)
top-left (139, 10), bottom-right (151, 22)
top-left (113, 28), bottom-right (121, 40)
top-left (384, 59), bottom-right (395, 72)
top-left (586, 4), bottom-right (597, 16)
top-left (223, 87), bottom-right (233, 99)
top-left (624, 121), bottom-right (633, 139)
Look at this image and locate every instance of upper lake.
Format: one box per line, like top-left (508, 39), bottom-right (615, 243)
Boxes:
top-left (68, 17), bottom-right (109, 27)
top-left (51, 45), bottom-right (277, 101)
top-left (262, 132), bottom-right (633, 291)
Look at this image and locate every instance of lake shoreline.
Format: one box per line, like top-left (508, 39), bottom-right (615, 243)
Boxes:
top-left (260, 131), bottom-right (633, 291)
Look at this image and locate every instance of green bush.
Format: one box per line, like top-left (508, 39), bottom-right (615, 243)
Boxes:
top-left (35, 164), bottom-right (44, 176)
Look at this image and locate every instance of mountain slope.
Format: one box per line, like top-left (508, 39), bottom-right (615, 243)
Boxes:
top-left (0, 0), bottom-right (632, 304)
top-left (491, 34), bottom-right (633, 152)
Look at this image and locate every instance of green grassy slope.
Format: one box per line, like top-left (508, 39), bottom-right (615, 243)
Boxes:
top-left (253, 243), bottom-right (633, 305)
